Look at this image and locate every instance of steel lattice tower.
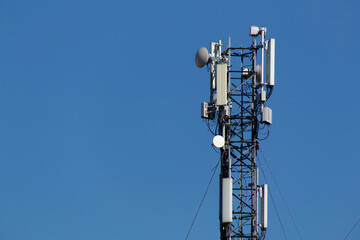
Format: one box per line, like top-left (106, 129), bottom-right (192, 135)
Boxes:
top-left (227, 42), bottom-right (261, 240)
top-left (196, 26), bottom-right (275, 240)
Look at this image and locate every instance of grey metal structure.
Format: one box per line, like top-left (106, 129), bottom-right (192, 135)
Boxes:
top-left (196, 26), bottom-right (275, 240)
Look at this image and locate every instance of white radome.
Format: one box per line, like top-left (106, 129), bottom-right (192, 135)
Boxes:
top-left (195, 47), bottom-right (209, 68)
top-left (213, 135), bottom-right (225, 148)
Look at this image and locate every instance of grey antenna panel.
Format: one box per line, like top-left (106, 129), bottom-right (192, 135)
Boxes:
top-left (266, 38), bottom-right (275, 86)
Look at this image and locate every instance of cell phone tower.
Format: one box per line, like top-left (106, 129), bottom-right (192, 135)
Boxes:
top-left (195, 26), bottom-right (275, 240)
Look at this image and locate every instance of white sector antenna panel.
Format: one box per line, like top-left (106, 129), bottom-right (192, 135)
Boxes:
top-left (221, 178), bottom-right (233, 223)
top-left (261, 184), bottom-right (268, 229)
top-left (266, 38), bottom-right (275, 86)
top-left (216, 63), bottom-right (228, 106)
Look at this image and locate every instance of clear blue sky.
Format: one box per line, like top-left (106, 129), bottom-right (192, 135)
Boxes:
top-left (0, 0), bottom-right (359, 239)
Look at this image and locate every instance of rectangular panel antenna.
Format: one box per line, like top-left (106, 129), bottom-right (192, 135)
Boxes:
top-left (261, 184), bottom-right (268, 229)
top-left (221, 178), bottom-right (232, 223)
top-left (216, 63), bottom-right (228, 106)
top-left (266, 38), bottom-right (275, 86)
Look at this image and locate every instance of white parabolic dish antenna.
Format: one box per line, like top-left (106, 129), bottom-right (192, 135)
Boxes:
top-left (213, 135), bottom-right (225, 148)
top-left (195, 47), bottom-right (209, 68)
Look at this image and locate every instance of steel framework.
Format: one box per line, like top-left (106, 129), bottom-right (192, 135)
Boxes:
top-left (226, 43), bottom-right (263, 240)
top-left (200, 31), bottom-right (274, 240)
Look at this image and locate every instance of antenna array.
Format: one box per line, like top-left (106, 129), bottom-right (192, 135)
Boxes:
top-left (195, 26), bottom-right (275, 240)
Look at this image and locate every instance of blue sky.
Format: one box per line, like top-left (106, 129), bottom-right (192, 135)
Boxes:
top-left (0, 0), bottom-right (359, 239)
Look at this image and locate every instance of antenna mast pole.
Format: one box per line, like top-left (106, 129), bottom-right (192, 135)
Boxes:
top-left (196, 26), bottom-right (275, 240)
